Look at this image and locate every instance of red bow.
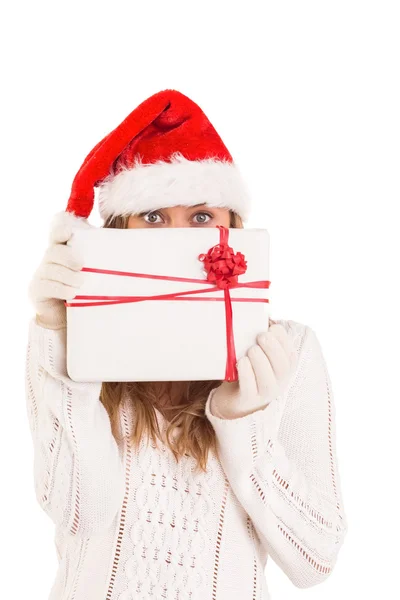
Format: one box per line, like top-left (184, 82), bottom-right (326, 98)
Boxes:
top-left (199, 228), bottom-right (247, 289)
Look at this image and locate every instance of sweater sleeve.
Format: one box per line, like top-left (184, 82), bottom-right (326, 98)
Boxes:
top-left (24, 317), bottom-right (125, 539)
top-left (204, 321), bottom-right (348, 589)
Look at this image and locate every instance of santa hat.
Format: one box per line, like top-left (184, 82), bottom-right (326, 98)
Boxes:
top-left (65, 89), bottom-right (251, 223)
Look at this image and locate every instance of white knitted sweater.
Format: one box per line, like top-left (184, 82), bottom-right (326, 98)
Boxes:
top-left (25, 317), bottom-right (348, 600)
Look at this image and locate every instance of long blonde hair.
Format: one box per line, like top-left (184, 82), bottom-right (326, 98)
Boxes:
top-left (100, 211), bottom-right (274, 473)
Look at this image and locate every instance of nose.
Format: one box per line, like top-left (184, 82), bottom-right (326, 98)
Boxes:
top-left (167, 214), bottom-right (189, 228)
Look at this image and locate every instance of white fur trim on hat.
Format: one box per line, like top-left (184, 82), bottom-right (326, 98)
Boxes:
top-left (97, 152), bottom-right (251, 221)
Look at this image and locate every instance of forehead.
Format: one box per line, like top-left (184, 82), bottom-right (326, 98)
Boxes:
top-left (142, 204), bottom-right (215, 214)
top-left (161, 204), bottom-right (207, 210)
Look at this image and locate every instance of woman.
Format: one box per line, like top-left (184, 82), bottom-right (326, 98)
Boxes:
top-left (26, 89), bottom-right (348, 599)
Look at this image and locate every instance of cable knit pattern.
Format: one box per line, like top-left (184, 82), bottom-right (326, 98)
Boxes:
top-left (24, 317), bottom-right (347, 599)
top-left (118, 414), bottom-right (216, 599)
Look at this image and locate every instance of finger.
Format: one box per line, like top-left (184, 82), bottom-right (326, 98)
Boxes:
top-left (48, 211), bottom-right (92, 244)
top-left (247, 344), bottom-right (277, 397)
top-left (236, 356), bottom-right (258, 399)
top-left (37, 263), bottom-right (86, 288)
top-left (49, 214), bottom-right (74, 245)
top-left (31, 279), bottom-right (79, 302)
top-left (269, 324), bottom-right (298, 372)
top-left (269, 324), bottom-right (295, 359)
top-left (256, 330), bottom-right (291, 380)
top-left (44, 244), bottom-right (85, 271)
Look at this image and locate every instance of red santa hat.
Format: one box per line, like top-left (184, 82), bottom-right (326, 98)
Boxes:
top-left (65, 89), bottom-right (251, 223)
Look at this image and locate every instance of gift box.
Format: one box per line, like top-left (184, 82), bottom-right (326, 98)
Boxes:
top-left (66, 226), bottom-right (270, 382)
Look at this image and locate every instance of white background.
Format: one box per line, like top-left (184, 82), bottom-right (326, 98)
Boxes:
top-left (1, 1), bottom-right (399, 598)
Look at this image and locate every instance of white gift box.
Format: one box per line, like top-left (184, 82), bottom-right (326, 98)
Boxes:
top-left (66, 226), bottom-right (270, 382)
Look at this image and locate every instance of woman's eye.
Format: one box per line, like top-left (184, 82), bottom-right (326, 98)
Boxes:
top-left (144, 211), bottom-right (163, 224)
top-left (193, 212), bottom-right (212, 224)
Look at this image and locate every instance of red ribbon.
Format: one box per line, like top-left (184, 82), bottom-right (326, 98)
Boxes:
top-left (65, 226), bottom-right (270, 381)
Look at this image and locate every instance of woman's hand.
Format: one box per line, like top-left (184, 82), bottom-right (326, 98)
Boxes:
top-left (28, 212), bottom-right (88, 329)
top-left (210, 323), bottom-right (298, 419)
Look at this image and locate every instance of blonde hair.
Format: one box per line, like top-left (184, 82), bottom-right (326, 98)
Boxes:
top-left (100, 210), bottom-right (274, 473)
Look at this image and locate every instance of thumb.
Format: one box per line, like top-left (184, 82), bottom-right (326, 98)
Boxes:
top-left (48, 211), bottom-right (92, 245)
